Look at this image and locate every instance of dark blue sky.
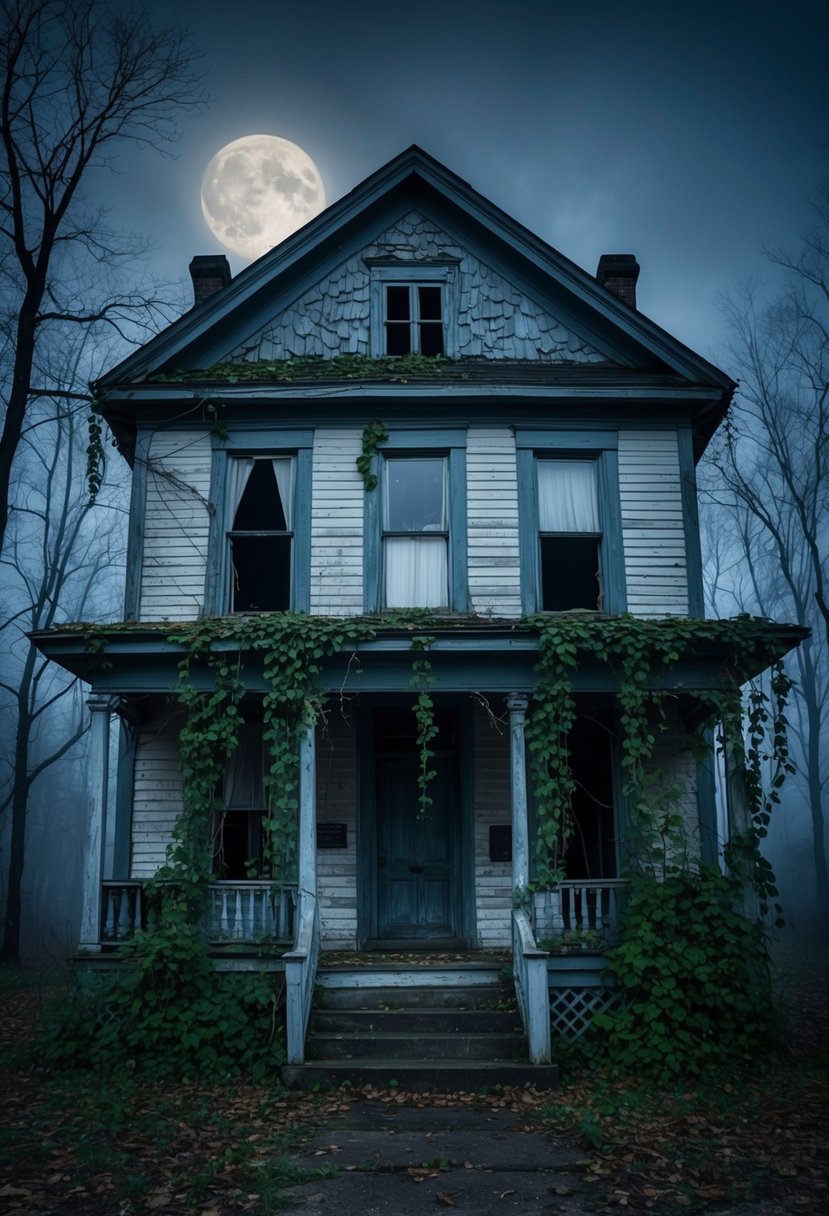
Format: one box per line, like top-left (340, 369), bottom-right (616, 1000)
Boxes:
top-left (99, 0), bottom-right (829, 360)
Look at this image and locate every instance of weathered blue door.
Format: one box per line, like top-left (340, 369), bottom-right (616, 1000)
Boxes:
top-left (375, 750), bottom-right (458, 941)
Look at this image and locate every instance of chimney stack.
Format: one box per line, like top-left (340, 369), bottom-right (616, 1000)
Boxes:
top-left (596, 254), bottom-right (640, 309)
top-left (189, 255), bottom-right (231, 306)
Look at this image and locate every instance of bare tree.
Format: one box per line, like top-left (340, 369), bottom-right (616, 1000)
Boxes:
top-left (702, 189), bottom-right (829, 920)
top-left (0, 350), bottom-right (124, 960)
top-left (0, 0), bottom-right (204, 554)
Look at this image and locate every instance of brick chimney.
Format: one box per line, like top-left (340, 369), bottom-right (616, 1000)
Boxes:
top-left (596, 254), bottom-right (640, 308)
top-left (189, 255), bottom-right (231, 306)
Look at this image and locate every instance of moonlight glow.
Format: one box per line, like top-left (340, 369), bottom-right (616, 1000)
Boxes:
top-left (201, 135), bottom-right (326, 261)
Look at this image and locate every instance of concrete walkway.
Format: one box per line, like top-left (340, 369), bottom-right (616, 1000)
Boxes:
top-left (281, 1099), bottom-right (594, 1215)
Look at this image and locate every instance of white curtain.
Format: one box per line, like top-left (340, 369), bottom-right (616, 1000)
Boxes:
top-left (271, 457), bottom-right (294, 530)
top-left (385, 536), bottom-right (448, 608)
top-left (228, 457), bottom-right (255, 525)
top-left (224, 722), bottom-right (265, 808)
top-left (538, 460), bottom-right (599, 532)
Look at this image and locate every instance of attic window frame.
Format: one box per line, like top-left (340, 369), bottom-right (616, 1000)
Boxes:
top-left (367, 261), bottom-right (459, 358)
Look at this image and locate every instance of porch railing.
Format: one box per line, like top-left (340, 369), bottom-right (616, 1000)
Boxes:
top-left (284, 890), bottom-right (320, 1066)
top-left (100, 880), bottom-right (297, 946)
top-left (511, 907), bottom-right (551, 1065)
top-left (533, 879), bottom-right (629, 948)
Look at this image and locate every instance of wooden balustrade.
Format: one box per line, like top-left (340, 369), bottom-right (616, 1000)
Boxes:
top-left (101, 881), bottom-right (145, 942)
top-left (99, 880), bottom-right (296, 946)
top-left (533, 879), bottom-right (628, 948)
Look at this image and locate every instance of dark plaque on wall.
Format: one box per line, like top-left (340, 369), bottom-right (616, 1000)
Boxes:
top-left (489, 824), bottom-right (512, 863)
top-left (317, 822), bottom-right (348, 849)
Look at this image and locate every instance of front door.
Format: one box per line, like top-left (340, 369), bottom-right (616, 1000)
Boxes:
top-left (374, 709), bottom-right (460, 943)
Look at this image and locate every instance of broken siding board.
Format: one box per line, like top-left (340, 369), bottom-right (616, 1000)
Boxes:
top-left (467, 428), bottom-right (522, 618)
top-left (618, 429), bottom-right (688, 616)
top-left (139, 430), bottom-right (212, 621)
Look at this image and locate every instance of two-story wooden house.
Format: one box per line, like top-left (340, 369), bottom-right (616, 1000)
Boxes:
top-left (35, 148), bottom-right (800, 1078)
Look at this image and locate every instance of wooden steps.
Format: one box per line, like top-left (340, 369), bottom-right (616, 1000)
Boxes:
top-left (281, 963), bottom-right (559, 1091)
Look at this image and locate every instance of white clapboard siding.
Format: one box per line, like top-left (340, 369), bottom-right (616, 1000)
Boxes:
top-left (310, 429), bottom-right (364, 615)
top-left (139, 430), bottom-right (212, 620)
top-left (473, 699), bottom-right (513, 948)
top-left (131, 717), bottom-right (183, 878)
top-left (467, 428), bottom-right (522, 617)
top-left (618, 430), bottom-right (689, 615)
top-left (316, 712), bottom-right (359, 948)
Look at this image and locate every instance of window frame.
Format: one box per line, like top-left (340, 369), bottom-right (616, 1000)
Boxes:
top-left (368, 262), bottom-right (459, 358)
top-left (207, 431), bottom-right (313, 616)
top-left (516, 430), bottom-right (626, 615)
top-left (363, 430), bottom-right (468, 614)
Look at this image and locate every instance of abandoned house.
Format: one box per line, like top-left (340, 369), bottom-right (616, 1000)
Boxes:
top-left (34, 147), bottom-right (801, 1084)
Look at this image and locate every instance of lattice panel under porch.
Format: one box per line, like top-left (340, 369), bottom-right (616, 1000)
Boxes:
top-left (550, 986), bottom-right (627, 1039)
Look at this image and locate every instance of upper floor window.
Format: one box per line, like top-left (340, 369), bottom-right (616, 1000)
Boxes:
top-left (383, 456), bottom-right (448, 608)
top-left (384, 284), bottom-right (444, 356)
top-left (368, 262), bottom-right (457, 358)
top-left (228, 457), bottom-right (294, 612)
top-left (538, 459), bottom-right (601, 611)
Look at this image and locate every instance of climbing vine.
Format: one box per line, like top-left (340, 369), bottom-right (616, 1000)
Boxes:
top-left (356, 418), bottom-right (389, 490)
top-left (410, 634), bottom-right (439, 818)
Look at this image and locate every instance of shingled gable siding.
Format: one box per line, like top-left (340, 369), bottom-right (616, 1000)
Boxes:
top-left (618, 429), bottom-right (689, 615)
top-left (130, 714), bottom-right (182, 879)
top-left (473, 699), bottom-right (513, 948)
top-left (316, 712), bottom-right (359, 948)
top-left (310, 428), bottom-right (364, 615)
top-left (139, 430), bottom-right (212, 621)
top-left (467, 428), bottom-right (522, 617)
top-left (227, 210), bottom-right (606, 364)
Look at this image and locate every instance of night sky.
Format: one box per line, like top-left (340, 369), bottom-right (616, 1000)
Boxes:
top-left (97, 0), bottom-right (828, 361)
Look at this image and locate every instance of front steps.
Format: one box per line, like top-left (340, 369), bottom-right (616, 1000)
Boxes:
top-left (282, 963), bottom-right (559, 1091)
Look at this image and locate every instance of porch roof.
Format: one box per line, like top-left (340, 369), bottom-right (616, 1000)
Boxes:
top-left (31, 615), bottom-right (807, 697)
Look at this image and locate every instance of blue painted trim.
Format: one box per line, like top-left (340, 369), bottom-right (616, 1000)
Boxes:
top-left (356, 699), bottom-right (376, 944)
top-left (449, 448), bottom-right (468, 613)
top-left (123, 432), bottom-right (149, 620)
top-left (515, 429), bottom-right (618, 449)
top-left (597, 450), bottom-right (627, 613)
top-left (112, 720), bottom-right (137, 878)
top-left (204, 447), bottom-right (226, 616)
top-left (362, 458), bottom-right (381, 613)
top-left (293, 448), bottom-right (312, 612)
top-left (458, 697), bottom-right (477, 943)
top-left (516, 449), bottom-right (538, 615)
top-left (379, 429), bottom-right (467, 449)
top-left (212, 428), bottom-right (314, 449)
top-left (678, 426), bottom-right (704, 617)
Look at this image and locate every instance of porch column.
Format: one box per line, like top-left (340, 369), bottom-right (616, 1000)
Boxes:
top-left (79, 695), bottom-right (113, 950)
top-left (297, 721), bottom-right (317, 896)
top-left (508, 693), bottom-right (530, 891)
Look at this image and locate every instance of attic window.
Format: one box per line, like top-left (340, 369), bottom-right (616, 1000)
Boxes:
top-left (384, 284), bottom-right (444, 356)
top-left (227, 457), bottom-right (293, 612)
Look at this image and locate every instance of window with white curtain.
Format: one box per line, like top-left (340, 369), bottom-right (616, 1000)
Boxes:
top-left (227, 456), bottom-right (294, 611)
top-left (383, 456), bottom-right (449, 608)
top-left (537, 459), bottom-right (602, 610)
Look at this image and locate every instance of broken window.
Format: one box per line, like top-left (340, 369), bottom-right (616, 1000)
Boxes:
top-left (227, 457), bottom-right (293, 612)
top-left (214, 720), bottom-right (266, 879)
top-left (384, 283), bottom-right (444, 356)
top-left (537, 459), bottom-right (601, 610)
top-left (383, 456), bottom-right (449, 608)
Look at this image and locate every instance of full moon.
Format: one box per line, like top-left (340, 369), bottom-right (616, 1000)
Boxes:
top-left (201, 135), bottom-right (326, 261)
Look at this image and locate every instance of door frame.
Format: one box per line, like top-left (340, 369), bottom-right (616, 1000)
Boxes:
top-left (356, 694), bottom-right (476, 948)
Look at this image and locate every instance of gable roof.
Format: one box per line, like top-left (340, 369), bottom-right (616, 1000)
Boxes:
top-left (97, 145), bottom-right (734, 397)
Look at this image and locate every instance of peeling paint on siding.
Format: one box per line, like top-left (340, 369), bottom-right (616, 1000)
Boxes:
top-left (467, 427), bottom-right (522, 617)
top-left (618, 429), bottom-right (689, 615)
top-left (310, 428), bottom-right (364, 615)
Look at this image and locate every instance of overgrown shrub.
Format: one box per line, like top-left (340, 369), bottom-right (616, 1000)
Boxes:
top-left (40, 920), bottom-right (284, 1080)
top-left (591, 868), bottom-right (779, 1082)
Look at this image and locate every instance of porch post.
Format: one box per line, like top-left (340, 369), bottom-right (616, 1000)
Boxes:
top-left (508, 694), bottom-right (530, 892)
top-left (79, 695), bottom-right (113, 950)
top-left (297, 721), bottom-right (317, 896)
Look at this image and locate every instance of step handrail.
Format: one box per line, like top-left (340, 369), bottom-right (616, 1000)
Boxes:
top-left (512, 907), bottom-right (551, 1064)
top-left (284, 889), bottom-right (320, 1065)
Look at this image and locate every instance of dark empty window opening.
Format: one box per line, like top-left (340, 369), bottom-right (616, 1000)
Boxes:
top-left (384, 284), bottom-right (444, 356)
top-left (540, 536), bottom-right (601, 610)
top-left (563, 716), bottom-right (617, 880)
top-left (228, 458), bottom-right (293, 612)
top-left (214, 720), bottom-right (266, 879)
